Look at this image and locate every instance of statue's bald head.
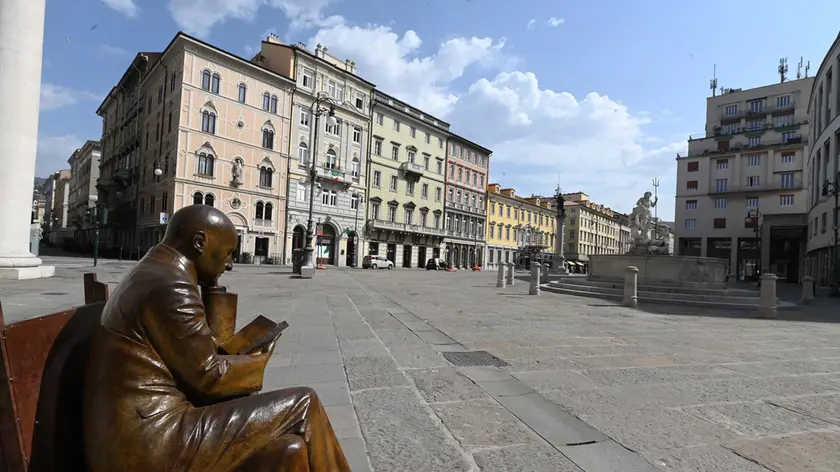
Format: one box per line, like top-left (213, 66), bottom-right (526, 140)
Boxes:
top-left (162, 204), bottom-right (238, 285)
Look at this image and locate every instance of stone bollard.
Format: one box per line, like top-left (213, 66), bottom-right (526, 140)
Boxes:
top-left (541, 262), bottom-right (550, 280)
top-left (529, 263), bottom-right (541, 296)
top-left (622, 266), bottom-right (639, 307)
top-left (496, 263), bottom-right (506, 288)
top-left (801, 276), bottom-right (815, 305)
top-left (506, 262), bottom-right (515, 286)
top-left (758, 273), bottom-right (778, 319)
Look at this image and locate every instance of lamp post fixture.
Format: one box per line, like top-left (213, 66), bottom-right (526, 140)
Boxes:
top-left (352, 194), bottom-right (363, 268)
top-left (300, 96), bottom-right (337, 279)
top-left (552, 185), bottom-right (568, 274)
top-left (822, 180), bottom-right (840, 297)
top-left (745, 208), bottom-right (762, 285)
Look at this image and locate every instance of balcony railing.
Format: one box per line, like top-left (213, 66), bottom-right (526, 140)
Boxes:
top-left (314, 166), bottom-right (354, 184)
top-left (684, 180), bottom-right (806, 197)
top-left (368, 219), bottom-right (446, 236)
top-left (253, 218), bottom-right (274, 228)
top-left (681, 134), bottom-right (808, 159)
top-left (400, 161), bottom-right (425, 177)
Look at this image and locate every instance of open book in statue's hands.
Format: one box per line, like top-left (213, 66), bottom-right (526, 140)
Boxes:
top-left (219, 315), bottom-right (289, 355)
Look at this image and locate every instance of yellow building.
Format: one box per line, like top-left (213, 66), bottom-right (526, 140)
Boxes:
top-left (486, 184), bottom-right (556, 269)
top-left (366, 90), bottom-right (449, 268)
top-left (562, 192), bottom-right (621, 269)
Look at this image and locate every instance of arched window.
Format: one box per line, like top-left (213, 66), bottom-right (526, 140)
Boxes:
top-left (255, 201), bottom-right (265, 219)
top-left (264, 202), bottom-right (273, 221)
top-left (261, 128), bottom-right (275, 150)
top-left (325, 149), bottom-right (337, 170)
top-left (200, 110), bottom-right (216, 134)
top-left (201, 70), bottom-right (211, 91)
top-left (270, 94), bottom-right (278, 114)
top-left (238, 83), bottom-right (247, 103)
top-left (262, 92), bottom-right (271, 111)
top-left (259, 166), bottom-right (274, 188)
top-left (210, 73), bottom-right (221, 94)
top-left (192, 191), bottom-right (204, 205)
top-left (197, 151), bottom-right (215, 176)
top-left (204, 193), bottom-right (215, 207)
top-left (298, 142), bottom-right (309, 165)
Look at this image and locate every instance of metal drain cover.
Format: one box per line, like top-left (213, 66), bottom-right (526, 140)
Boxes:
top-left (443, 350), bottom-right (509, 367)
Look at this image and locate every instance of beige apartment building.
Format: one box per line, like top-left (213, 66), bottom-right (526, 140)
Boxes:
top-left (563, 192), bottom-right (621, 271)
top-left (98, 33), bottom-right (293, 261)
top-left (675, 78), bottom-right (813, 283)
top-left (67, 140), bottom-right (101, 247)
top-left (806, 33), bottom-right (840, 287)
top-left (41, 169), bottom-right (71, 244)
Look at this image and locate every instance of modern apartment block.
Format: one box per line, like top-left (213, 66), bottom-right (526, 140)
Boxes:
top-left (485, 185), bottom-right (557, 269)
top-left (675, 78), bottom-right (814, 282)
top-left (255, 35), bottom-right (373, 266)
top-left (562, 192), bottom-right (621, 270)
top-left (98, 32), bottom-right (294, 261)
top-left (67, 140), bottom-right (101, 247)
top-left (443, 135), bottom-right (491, 269)
top-left (366, 91), bottom-right (449, 268)
top-left (806, 33), bottom-right (840, 287)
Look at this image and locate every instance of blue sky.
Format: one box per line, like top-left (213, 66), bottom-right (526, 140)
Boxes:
top-left (38, 0), bottom-right (840, 220)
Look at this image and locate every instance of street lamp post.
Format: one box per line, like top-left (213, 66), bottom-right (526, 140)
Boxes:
top-left (352, 194), bottom-right (363, 267)
top-left (552, 185), bottom-right (568, 274)
top-left (745, 208), bottom-right (762, 285)
top-left (300, 97), bottom-right (337, 279)
top-left (822, 180), bottom-right (840, 297)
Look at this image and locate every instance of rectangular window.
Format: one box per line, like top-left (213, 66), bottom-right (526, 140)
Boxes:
top-left (391, 145), bottom-right (399, 160)
top-left (748, 99), bottom-right (763, 113)
top-left (325, 121), bottom-right (339, 136)
top-left (406, 180), bottom-right (415, 195)
top-left (434, 214), bottom-right (440, 228)
top-left (301, 68), bottom-right (314, 88)
top-left (296, 183), bottom-right (306, 202)
top-left (715, 179), bottom-right (728, 192)
top-left (686, 200), bottom-right (697, 210)
top-left (684, 219), bottom-right (697, 229)
top-left (687, 161), bottom-right (699, 172)
top-left (436, 160), bottom-right (442, 174)
top-left (425, 132), bottom-right (430, 144)
top-left (774, 114), bottom-right (793, 127)
top-left (371, 203), bottom-right (380, 220)
top-left (405, 209), bottom-right (413, 225)
top-left (713, 218), bottom-right (726, 229)
top-left (686, 181), bottom-right (698, 191)
top-left (746, 176), bottom-right (760, 187)
top-left (780, 173), bottom-right (795, 188)
top-left (747, 155), bottom-right (761, 166)
top-left (435, 187), bottom-right (441, 201)
top-left (390, 175), bottom-right (398, 192)
top-left (423, 155), bottom-right (429, 170)
top-left (393, 120), bottom-right (400, 132)
top-left (714, 198), bottom-right (726, 209)
top-left (410, 127), bottom-right (416, 138)
top-left (716, 159), bottom-right (728, 170)
top-left (373, 171), bottom-right (381, 187)
top-left (776, 95), bottom-right (791, 107)
top-left (352, 127), bottom-right (361, 143)
top-left (350, 194), bottom-right (359, 210)
top-left (748, 136), bottom-right (761, 147)
top-left (439, 137), bottom-right (444, 149)
top-left (724, 104), bottom-right (738, 116)
top-left (781, 131), bottom-right (796, 143)
top-left (376, 113), bottom-right (384, 126)
top-left (722, 123), bottom-right (737, 134)
top-left (420, 212), bottom-right (427, 227)
top-left (422, 183), bottom-right (428, 198)
top-left (781, 152), bottom-right (795, 163)
top-left (745, 197), bottom-right (759, 208)
top-left (388, 206), bottom-right (396, 222)
top-left (746, 120), bottom-right (763, 131)
top-left (320, 190), bottom-right (337, 206)
top-left (354, 92), bottom-right (366, 110)
top-left (780, 194), bottom-right (794, 206)
top-left (299, 108), bottom-right (310, 126)
top-left (374, 140), bottom-right (382, 155)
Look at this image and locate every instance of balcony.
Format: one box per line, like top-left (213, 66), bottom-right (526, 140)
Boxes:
top-left (720, 109), bottom-right (747, 122)
top-left (705, 180), bottom-right (805, 195)
top-left (314, 166), bottom-right (354, 185)
top-left (400, 161), bottom-right (425, 178)
top-left (767, 101), bottom-right (795, 114)
top-left (368, 219), bottom-right (446, 237)
top-left (682, 134), bottom-right (808, 159)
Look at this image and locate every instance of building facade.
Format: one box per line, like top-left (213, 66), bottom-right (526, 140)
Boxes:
top-left (444, 135), bottom-right (491, 269)
top-left (563, 192), bottom-right (621, 271)
top-left (41, 169), bottom-right (71, 243)
top-left (364, 91), bottom-right (448, 268)
top-left (805, 33), bottom-right (840, 287)
top-left (675, 78), bottom-right (813, 283)
top-left (255, 36), bottom-right (372, 266)
top-left (99, 33), bottom-right (293, 261)
top-left (485, 185), bottom-right (557, 269)
top-left (67, 140), bottom-right (101, 247)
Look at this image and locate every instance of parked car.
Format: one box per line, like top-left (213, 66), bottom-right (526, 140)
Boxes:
top-left (425, 258), bottom-right (448, 270)
top-left (362, 255), bottom-right (394, 269)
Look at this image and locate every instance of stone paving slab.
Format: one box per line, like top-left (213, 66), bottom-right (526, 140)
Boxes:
top-left (5, 260), bottom-right (840, 471)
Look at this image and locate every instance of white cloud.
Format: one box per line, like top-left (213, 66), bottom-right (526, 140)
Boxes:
top-left (526, 19), bottom-right (536, 30)
top-left (445, 71), bottom-right (682, 219)
top-left (37, 135), bottom-right (82, 175)
top-left (547, 17), bottom-right (565, 27)
top-left (167, 0), bottom-right (335, 38)
top-left (307, 22), bottom-right (507, 116)
top-left (102, 0), bottom-right (139, 18)
top-left (94, 44), bottom-right (129, 58)
top-left (40, 84), bottom-right (99, 112)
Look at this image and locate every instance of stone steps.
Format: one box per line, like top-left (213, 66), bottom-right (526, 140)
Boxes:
top-left (553, 277), bottom-right (758, 297)
top-left (544, 281), bottom-right (796, 311)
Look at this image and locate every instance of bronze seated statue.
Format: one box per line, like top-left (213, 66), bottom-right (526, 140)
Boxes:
top-left (82, 204), bottom-right (352, 472)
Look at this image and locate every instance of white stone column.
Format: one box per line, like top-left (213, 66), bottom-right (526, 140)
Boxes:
top-left (496, 263), bottom-right (506, 288)
top-left (758, 273), bottom-right (778, 319)
top-left (0, 0), bottom-right (54, 280)
top-left (529, 263), bottom-right (541, 296)
top-left (801, 276), bottom-right (815, 305)
top-left (506, 261), bottom-right (515, 286)
top-left (622, 266), bottom-right (639, 307)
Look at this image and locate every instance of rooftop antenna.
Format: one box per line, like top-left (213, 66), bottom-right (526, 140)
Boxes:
top-left (778, 57), bottom-right (788, 83)
top-left (805, 60), bottom-right (811, 78)
top-left (709, 64), bottom-right (718, 97)
top-left (797, 57), bottom-right (804, 79)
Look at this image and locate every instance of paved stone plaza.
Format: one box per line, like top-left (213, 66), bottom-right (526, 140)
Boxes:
top-left (2, 257), bottom-right (840, 471)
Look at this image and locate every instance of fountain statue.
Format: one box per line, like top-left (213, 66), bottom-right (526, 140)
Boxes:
top-left (627, 191), bottom-right (669, 255)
